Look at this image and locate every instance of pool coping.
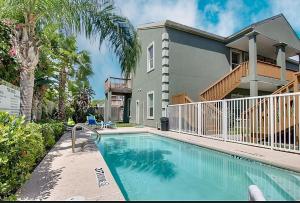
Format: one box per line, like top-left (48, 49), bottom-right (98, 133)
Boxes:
top-left (100, 127), bottom-right (300, 174)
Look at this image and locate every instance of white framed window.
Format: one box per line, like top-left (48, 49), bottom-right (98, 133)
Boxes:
top-left (147, 42), bottom-right (155, 72)
top-left (147, 91), bottom-right (154, 119)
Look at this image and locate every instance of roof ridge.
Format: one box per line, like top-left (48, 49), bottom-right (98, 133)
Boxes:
top-left (137, 14), bottom-right (298, 42)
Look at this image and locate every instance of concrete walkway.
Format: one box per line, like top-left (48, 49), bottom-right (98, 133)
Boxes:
top-left (17, 130), bottom-right (124, 201)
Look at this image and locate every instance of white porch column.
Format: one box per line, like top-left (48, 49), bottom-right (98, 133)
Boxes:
top-left (275, 43), bottom-right (287, 82)
top-left (247, 31), bottom-right (258, 97)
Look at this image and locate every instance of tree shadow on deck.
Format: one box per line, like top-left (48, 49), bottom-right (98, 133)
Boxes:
top-left (18, 151), bottom-right (64, 200)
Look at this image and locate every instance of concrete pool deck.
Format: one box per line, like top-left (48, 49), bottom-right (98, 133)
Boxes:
top-left (17, 127), bottom-right (300, 201)
top-left (17, 130), bottom-right (125, 201)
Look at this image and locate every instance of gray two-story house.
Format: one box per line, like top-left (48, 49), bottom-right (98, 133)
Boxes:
top-left (129, 14), bottom-right (300, 128)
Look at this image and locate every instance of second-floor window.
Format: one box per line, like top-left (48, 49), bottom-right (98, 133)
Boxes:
top-left (147, 42), bottom-right (155, 72)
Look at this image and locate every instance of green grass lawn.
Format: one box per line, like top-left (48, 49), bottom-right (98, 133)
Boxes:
top-left (116, 122), bottom-right (136, 128)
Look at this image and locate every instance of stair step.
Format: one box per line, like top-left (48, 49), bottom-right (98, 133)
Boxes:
top-left (264, 172), bottom-right (300, 200)
top-left (246, 172), bottom-right (287, 200)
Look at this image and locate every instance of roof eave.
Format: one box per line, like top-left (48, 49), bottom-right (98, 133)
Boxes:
top-left (137, 20), bottom-right (226, 42)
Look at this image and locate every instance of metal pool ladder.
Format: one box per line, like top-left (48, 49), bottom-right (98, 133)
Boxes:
top-left (71, 123), bottom-right (102, 153)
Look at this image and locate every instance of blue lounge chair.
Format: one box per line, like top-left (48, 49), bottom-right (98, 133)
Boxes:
top-left (103, 121), bottom-right (117, 129)
top-left (86, 115), bottom-right (103, 129)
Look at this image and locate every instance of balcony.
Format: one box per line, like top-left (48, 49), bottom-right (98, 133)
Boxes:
top-left (256, 61), bottom-right (295, 81)
top-left (105, 77), bottom-right (132, 94)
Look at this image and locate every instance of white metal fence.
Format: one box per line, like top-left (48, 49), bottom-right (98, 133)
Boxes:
top-left (167, 92), bottom-right (300, 153)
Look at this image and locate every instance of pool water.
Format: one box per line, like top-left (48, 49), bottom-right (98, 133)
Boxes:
top-left (95, 133), bottom-right (300, 201)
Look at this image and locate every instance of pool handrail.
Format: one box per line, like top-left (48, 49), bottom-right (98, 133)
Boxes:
top-left (248, 185), bottom-right (266, 201)
top-left (71, 123), bottom-right (102, 153)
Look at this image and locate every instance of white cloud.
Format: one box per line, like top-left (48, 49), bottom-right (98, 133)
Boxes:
top-left (114, 0), bottom-right (198, 27)
top-left (198, 1), bottom-right (246, 37)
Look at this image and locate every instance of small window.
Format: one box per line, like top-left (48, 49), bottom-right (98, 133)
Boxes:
top-left (147, 42), bottom-right (155, 72)
top-left (147, 91), bottom-right (154, 119)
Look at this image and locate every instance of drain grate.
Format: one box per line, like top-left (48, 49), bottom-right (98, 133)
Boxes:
top-left (95, 168), bottom-right (109, 187)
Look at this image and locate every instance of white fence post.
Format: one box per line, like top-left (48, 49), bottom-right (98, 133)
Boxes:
top-left (179, 105), bottom-right (182, 133)
top-left (222, 101), bottom-right (228, 141)
top-left (198, 103), bottom-right (202, 136)
top-left (270, 97), bottom-right (274, 150)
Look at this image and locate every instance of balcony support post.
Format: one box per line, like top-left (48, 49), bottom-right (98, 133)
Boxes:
top-left (275, 42), bottom-right (287, 82)
top-left (105, 91), bottom-right (112, 122)
top-left (247, 31), bottom-right (259, 97)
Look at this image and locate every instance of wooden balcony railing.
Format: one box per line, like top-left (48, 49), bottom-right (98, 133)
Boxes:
top-left (257, 61), bottom-right (295, 81)
top-left (105, 77), bottom-right (132, 93)
top-left (200, 61), bottom-right (298, 101)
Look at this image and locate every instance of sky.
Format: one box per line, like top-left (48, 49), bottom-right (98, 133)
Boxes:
top-left (76, 0), bottom-right (300, 99)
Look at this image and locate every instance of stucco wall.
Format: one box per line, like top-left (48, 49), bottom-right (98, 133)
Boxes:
top-left (167, 27), bottom-right (231, 102)
top-left (130, 27), bottom-right (166, 127)
top-left (254, 16), bottom-right (300, 51)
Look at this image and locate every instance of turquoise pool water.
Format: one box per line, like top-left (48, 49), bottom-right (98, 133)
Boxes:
top-left (95, 133), bottom-right (300, 201)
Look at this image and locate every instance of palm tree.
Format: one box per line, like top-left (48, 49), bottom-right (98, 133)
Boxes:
top-left (72, 86), bottom-right (95, 123)
top-left (55, 35), bottom-right (93, 121)
top-left (0, 0), bottom-right (140, 121)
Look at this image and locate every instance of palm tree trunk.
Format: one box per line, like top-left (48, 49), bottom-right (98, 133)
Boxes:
top-left (32, 93), bottom-right (38, 121)
top-left (12, 22), bottom-right (39, 122)
top-left (20, 68), bottom-right (35, 122)
top-left (58, 67), bottom-right (67, 120)
top-left (36, 99), bottom-right (43, 121)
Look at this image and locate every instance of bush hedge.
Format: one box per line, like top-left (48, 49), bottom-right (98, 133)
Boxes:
top-left (40, 124), bottom-right (55, 149)
top-left (0, 112), bottom-right (65, 200)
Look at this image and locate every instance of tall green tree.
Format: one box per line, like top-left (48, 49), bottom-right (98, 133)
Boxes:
top-left (54, 35), bottom-right (93, 121)
top-left (0, 0), bottom-right (140, 121)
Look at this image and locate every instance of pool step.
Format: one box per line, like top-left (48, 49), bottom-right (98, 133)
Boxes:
top-left (291, 174), bottom-right (300, 185)
top-left (246, 172), bottom-right (287, 200)
top-left (264, 173), bottom-right (300, 200)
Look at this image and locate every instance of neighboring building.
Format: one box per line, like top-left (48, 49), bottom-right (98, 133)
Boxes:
top-left (104, 77), bottom-right (131, 123)
top-left (129, 14), bottom-right (300, 128)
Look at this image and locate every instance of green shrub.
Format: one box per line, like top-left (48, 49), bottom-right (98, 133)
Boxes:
top-left (41, 124), bottom-right (55, 149)
top-left (48, 122), bottom-right (65, 141)
top-left (0, 113), bottom-right (66, 199)
top-left (0, 112), bottom-right (45, 199)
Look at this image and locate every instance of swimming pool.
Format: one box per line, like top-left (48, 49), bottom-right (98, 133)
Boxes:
top-left (95, 133), bottom-right (300, 201)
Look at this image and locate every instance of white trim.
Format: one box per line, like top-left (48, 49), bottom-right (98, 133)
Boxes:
top-left (162, 32), bottom-right (169, 40)
top-left (230, 48), bottom-right (243, 69)
top-left (147, 41), bottom-right (155, 72)
top-left (162, 41), bottom-right (169, 49)
top-left (162, 58), bottom-right (169, 66)
top-left (162, 66), bottom-right (169, 74)
top-left (147, 91), bottom-right (155, 119)
top-left (162, 49), bottom-right (169, 57)
top-left (162, 75), bottom-right (169, 83)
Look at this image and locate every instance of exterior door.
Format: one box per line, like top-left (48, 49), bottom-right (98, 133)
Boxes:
top-left (231, 50), bottom-right (242, 69)
top-left (136, 100), bottom-right (140, 124)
